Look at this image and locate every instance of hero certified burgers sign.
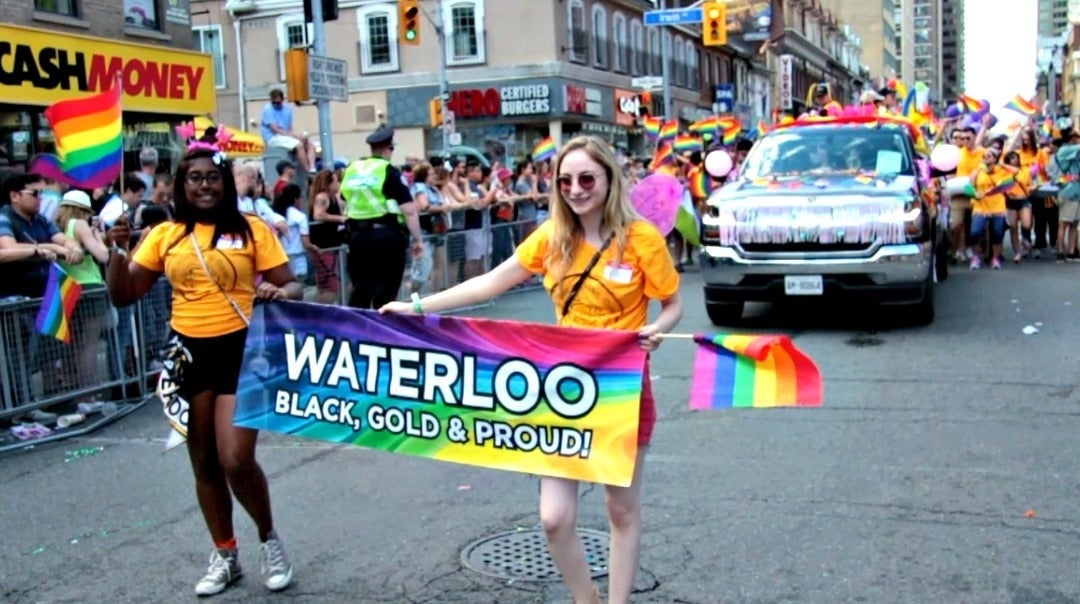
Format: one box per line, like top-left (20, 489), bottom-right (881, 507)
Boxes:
top-left (447, 84), bottom-right (552, 119)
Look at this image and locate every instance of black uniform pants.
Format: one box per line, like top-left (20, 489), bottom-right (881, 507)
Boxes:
top-left (1032, 196), bottom-right (1059, 249)
top-left (347, 226), bottom-right (407, 309)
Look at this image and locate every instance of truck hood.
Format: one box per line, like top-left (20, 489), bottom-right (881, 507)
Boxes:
top-left (714, 173), bottom-right (917, 202)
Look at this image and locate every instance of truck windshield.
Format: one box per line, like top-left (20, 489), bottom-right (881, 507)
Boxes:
top-left (741, 126), bottom-right (915, 180)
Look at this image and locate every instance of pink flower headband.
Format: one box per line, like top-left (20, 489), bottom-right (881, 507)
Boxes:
top-left (176, 120), bottom-right (233, 165)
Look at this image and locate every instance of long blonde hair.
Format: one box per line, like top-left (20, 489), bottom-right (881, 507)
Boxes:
top-left (55, 205), bottom-right (92, 234)
top-left (546, 135), bottom-right (640, 293)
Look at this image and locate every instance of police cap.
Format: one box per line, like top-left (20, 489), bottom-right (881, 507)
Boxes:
top-left (366, 125), bottom-right (395, 146)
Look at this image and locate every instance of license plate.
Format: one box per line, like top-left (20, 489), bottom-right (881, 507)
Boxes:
top-left (784, 275), bottom-right (823, 296)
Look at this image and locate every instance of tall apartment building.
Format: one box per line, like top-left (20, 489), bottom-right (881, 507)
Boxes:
top-left (892, 0), bottom-right (916, 83)
top-left (822, 0), bottom-right (899, 81)
top-left (939, 0), bottom-right (964, 104)
top-left (0, 1), bottom-right (213, 172)
top-left (1039, 0), bottom-right (1069, 36)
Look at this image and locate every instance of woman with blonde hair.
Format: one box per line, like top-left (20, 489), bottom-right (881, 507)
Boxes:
top-left (381, 135), bottom-right (682, 603)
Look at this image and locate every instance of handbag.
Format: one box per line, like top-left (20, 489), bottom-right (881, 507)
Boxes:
top-left (559, 233), bottom-right (614, 321)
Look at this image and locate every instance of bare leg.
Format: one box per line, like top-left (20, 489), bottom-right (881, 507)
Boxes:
top-left (186, 390), bottom-right (234, 543)
top-left (215, 394), bottom-right (274, 540)
top-left (540, 477), bottom-right (596, 603)
top-left (1007, 209), bottom-right (1020, 261)
top-left (604, 448), bottom-right (648, 604)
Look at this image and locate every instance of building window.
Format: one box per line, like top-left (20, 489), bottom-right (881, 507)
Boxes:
top-left (567, 0), bottom-right (587, 64)
top-left (663, 31), bottom-right (674, 82)
top-left (648, 29), bottom-right (661, 75)
top-left (674, 38), bottom-right (685, 87)
top-left (192, 26), bottom-right (226, 89)
top-left (35, 0), bottom-right (78, 17)
top-left (612, 12), bottom-right (628, 73)
top-left (592, 4), bottom-right (608, 68)
top-left (687, 46), bottom-right (699, 90)
top-left (124, 0), bottom-right (159, 29)
top-left (276, 15), bottom-right (313, 81)
top-left (630, 19), bottom-right (644, 76)
top-left (357, 4), bottom-right (399, 73)
top-left (445, 0), bottom-right (485, 66)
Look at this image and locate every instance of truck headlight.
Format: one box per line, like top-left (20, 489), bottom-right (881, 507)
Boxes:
top-left (903, 198), bottom-right (924, 239)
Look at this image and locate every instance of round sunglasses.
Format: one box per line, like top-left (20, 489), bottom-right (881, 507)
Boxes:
top-left (556, 172), bottom-right (600, 193)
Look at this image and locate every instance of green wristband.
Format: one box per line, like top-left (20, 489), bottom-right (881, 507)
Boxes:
top-left (410, 292), bottom-right (424, 314)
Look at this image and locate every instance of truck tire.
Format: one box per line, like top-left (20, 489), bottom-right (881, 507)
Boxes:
top-left (706, 301), bottom-right (744, 325)
top-left (906, 278), bottom-right (935, 326)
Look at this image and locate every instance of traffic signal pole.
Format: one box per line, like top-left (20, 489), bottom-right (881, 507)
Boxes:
top-left (311, 0), bottom-right (334, 166)
top-left (660, 0), bottom-right (672, 121)
top-left (437, 0), bottom-right (450, 154)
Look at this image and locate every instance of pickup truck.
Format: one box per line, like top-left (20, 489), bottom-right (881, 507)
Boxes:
top-left (699, 119), bottom-right (942, 325)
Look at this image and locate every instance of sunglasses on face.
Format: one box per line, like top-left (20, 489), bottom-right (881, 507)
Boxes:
top-left (186, 172), bottom-right (223, 185)
top-left (21, 189), bottom-right (41, 198)
top-left (557, 172), bottom-right (599, 193)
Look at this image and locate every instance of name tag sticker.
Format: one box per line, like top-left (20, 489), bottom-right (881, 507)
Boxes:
top-left (216, 235), bottom-right (244, 250)
top-left (603, 263), bottom-right (633, 284)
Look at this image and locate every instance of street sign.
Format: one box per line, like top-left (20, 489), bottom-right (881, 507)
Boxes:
top-left (449, 132), bottom-right (462, 145)
top-left (644, 7), bottom-right (702, 26)
top-left (714, 83), bottom-right (734, 114)
top-left (779, 54), bottom-right (794, 110)
top-left (631, 76), bottom-right (663, 89)
top-left (307, 54), bottom-right (348, 102)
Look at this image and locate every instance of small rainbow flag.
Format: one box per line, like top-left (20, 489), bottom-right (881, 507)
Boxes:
top-left (689, 333), bottom-right (823, 409)
top-left (1005, 94), bottom-right (1038, 116)
top-left (688, 168), bottom-right (712, 199)
top-left (35, 264), bottom-right (83, 344)
top-left (29, 85), bottom-right (123, 189)
top-left (650, 143), bottom-right (674, 170)
top-left (659, 120), bottom-right (679, 141)
top-left (988, 174), bottom-right (1018, 196)
top-left (673, 134), bottom-right (703, 154)
top-left (642, 116), bottom-right (662, 141)
top-left (721, 120), bottom-right (742, 145)
top-left (958, 94), bottom-right (989, 114)
top-left (532, 136), bottom-right (557, 162)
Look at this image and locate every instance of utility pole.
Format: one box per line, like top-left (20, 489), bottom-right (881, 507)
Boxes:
top-left (660, 0), bottom-right (672, 120)
top-left (311, 0), bottom-right (334, 166)
top-left (436, 0), bottom-right (451, 153)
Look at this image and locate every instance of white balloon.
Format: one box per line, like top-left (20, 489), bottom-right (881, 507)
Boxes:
top-left (929, 144), bottom-right (960, 172)
top-left (704, 150), bottom-right (734, 178)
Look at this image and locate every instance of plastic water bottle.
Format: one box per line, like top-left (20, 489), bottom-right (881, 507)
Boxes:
top-left (410, 243), bottom-right (433, 285)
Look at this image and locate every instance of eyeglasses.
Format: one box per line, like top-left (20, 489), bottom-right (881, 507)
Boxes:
top-left (556, 172), bottom-right (599, 193)
top-left (20, 189), bottom-right (41, 198)
top-left (186, 172), bottom-right (223, 185)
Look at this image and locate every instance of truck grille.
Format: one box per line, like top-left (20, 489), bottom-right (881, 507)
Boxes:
top-left (739, 242), bottom-right (874, 253)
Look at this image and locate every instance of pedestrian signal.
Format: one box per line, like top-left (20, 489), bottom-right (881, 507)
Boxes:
top-left (400, 0), bottom-right (421, 46)
top-left (702, 2), bottom-right (726, 47)
top-left (429, 97), bottom-right (443, 128)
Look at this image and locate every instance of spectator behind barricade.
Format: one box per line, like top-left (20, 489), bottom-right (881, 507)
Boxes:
top-left (463, 161), bottom-right (496, 279)
top-left (411, 162), bottom-right (451, 289)
top-left (271, 183), bottom-right (317, 282)
top-left (38, 177), bottom-right (65, 222)
top-left (490, 167), bottom-right (517, 267)
top-left (272, 159), bottom-right (295, 199)
top-left (308, 169), bottom-right (346, 303)
top-left (136, 146), bottom-right (159, 201)
top-left (99, 173), bottom-right (147, 233)
top-left (513, 158), bottom-right (540, 240)
top-left (234, 162), bottom-right (287, 234)
top-left (54, 190), bottom-right (111, 401)
top-left (0, 172), bottom-right (84, 299)
top-left (536, 159), bottom-right (552, 222)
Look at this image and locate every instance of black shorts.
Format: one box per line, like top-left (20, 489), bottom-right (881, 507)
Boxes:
top-left (176, 328), bottom-right (248, 399)
top-left (1006, 197), bottom-right (1032, 212)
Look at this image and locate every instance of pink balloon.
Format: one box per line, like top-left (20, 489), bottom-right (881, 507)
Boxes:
top-left (630, 173), bottom-right (683, 236)
top-left (930, 144), bottom-right (960, 172)
top-left (704, 150), bottom-right (734, 178)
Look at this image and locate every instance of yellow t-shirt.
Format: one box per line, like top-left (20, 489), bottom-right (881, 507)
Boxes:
top-left (956, 147), bottom-right (986, 177)
top-left (133, 216), bottom-right (288, 338)
top-left (972, 165), bottom-right (1009, 215)
top-left (516, 219), bottom-right (680, 330)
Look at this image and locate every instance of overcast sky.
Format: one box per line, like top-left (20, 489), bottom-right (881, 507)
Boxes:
top-left (962, 0), bottom-right (1039, 107)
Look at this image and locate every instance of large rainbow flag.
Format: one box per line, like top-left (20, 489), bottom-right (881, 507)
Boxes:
top-left (29, 85), bottom-right (123, 188)
top-left (35, 263), bottom-right (83, 344)
top-left (690, 334), bottom-right (823, 409)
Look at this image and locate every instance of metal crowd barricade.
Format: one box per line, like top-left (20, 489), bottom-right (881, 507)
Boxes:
top-left (0, 288), bottom-right (142, 421)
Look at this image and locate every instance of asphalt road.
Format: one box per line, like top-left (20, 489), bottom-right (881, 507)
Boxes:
top-left (2, 259), bottom-right (1079, 604)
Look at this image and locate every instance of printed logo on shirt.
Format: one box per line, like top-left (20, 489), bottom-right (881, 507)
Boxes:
top-left (216, 234), bottom-right (245, 250)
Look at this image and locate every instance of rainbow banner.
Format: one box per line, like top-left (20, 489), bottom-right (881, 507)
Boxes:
top-left (689, 334), bottom-right (823, 409)
top-left (35, 263), bottom-right (82, 344)
top-left (233, 302), bottom-right (647, 486)
top-left (29, 85), bottom-right (123, 188)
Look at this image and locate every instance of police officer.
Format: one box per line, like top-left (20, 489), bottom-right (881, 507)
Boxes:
top-left (340, 125), bottom-right (425, 309)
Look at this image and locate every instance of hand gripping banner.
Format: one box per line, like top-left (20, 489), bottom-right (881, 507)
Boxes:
top-left (233, 302), bottom-right (648, 487)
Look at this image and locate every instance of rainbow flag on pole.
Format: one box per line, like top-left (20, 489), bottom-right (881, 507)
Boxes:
top-left (1004, 95), bottom-right (1037, 116)
top-left (690, 334), bottom-right (823, 409)
top-left (29, 85), bottom-right (123, 188)
top-left (531, 136), bottom-right (557, 162)
top-left (35, 264), bottom-right (83, 344)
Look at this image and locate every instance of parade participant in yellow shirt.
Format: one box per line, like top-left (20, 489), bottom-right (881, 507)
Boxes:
top-left (1002, 150), bottom-right (1034, 261)
top-left (967, 147), bottom-right (1009, 269)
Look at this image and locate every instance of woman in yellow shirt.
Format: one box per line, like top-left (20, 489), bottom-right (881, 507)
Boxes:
top-left (1002, 151), bottom-right (1034, 262)
top-left (105, 132), bottom-right (302, 596)
top-left (382, 136), bottom-right (682, 604)
top-left (968, 147), bottom-right (1010, 269)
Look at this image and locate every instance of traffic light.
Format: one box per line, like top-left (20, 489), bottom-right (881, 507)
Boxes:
top-left (284, 49), bottom-right (310, 103)
top-left (429, 97), bottom-right (443, 127)
top-left (399, 0), bottom-right (421, 46)
top-left (702, 1), bottom-right (726, 47)
top-left (303, 0), bottom-right (338, 23)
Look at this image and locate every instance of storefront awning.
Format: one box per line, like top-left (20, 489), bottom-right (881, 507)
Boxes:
top-left (194, 117), bottom-right (265, 158)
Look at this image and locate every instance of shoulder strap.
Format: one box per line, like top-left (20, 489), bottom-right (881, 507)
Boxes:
top-left (189, 233), bottom-right (251, 327)
top-left (560, 233), bottom-right (614, 319)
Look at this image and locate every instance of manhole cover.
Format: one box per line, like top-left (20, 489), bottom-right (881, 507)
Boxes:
top-left (461, 528), bottom-right (609, 582)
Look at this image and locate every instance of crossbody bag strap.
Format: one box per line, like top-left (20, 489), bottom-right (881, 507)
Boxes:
top-left (560, 233), bottom-right (614, 319)
top-left (189, 233), bottom-right (251, 327)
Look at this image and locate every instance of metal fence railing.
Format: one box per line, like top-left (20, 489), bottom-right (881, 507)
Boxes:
top-left (1, 218), bottom-right (547, 452)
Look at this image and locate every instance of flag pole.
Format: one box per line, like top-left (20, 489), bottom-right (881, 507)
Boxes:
top-left (656, 333), bottom-right (695, 339)
top-left (115, 74), bottom-right (124, 189)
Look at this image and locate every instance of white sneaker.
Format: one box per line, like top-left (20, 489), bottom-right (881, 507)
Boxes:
top-left (260, 531), bottom-right (293, 592)
top-left (195, 548), bottom-right (242, 596)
